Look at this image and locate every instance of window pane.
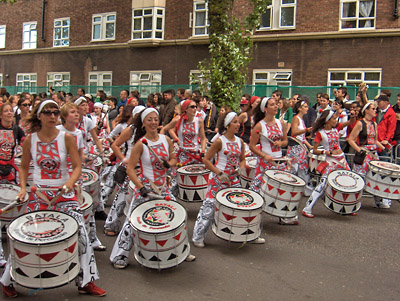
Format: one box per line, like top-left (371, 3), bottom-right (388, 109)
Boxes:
top-left (343, 2), bottom-right (356, 17)
top-left (144, 9), bottom-right (152, 15)
top-left (31, 75), bottom-right (37, 80)
top-left (143, 32), bottom-right (151, 38)
top-left (155, 31), bottom-right (162, 39)
top-left (62, 39), bottom-right (69, 46)
top-left (54, 40), bottom-right (61, 46)
top-left (54, 28), bottom-right (61, 39)
top-left (63, 19), bottom-right (69, 26)
top-left (62, 27), bottom-right (69, 38)
top-left (196, 3), bottom-right (205, 9)
top-left (156, 17), bottom-right (162, 30)
top-left (195, 12), bottom-right (206, 26)
top-left (106, 23), bottom-right (114, 38)
top-left (143, 16), bottom-right (152, 30)
top-left (134, 10), bottom-right (142, 16)
top-left (157, 9), bottom-right (163, 15)
top-left (282, 0), bottom-right (295, 3)
top-left (94, 16), bottom-right (101, 22)
top-left (55, 21), bottom-right (61, 27)
top-left (364, 72), bottom-right (380, 81)
top-left (103, 74), bottom-right (111, 80)
top-left (195, 28), bottom-right (205, 35)
top-left (330, 72), bottom-right (345, 80)
top-left (89, 74), bottom-right (97, 80)
top-left (255, 73), bottom-right (268, 80)
top-left (281, 7), bottom-right (294, 26)
top-left (93, 24), bottom-right (100, 39)
top-left (260, 9), bottom-right (271, 28)
top-left (134, 19), bottom-right (141, 30)
top-left (107, 15), bottom-right (115, 21)
top-left (347, 73), bottom-right (362, 80)
top-left (132, 32), bottom-right (141, 39)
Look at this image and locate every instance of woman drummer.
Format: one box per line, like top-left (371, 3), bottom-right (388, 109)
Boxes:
top-left (0, 102), bottom-right (25, 269)
top-left (1, 100), bottom-right (106, 297)
top-left (302, 109), bottom-right (356, 218)
top-left (192, 112), bottom-right (264, 247)
top-left (287, 99), bottom-right (314, 196)
top-left (249, 97), bottom-right (298, 225)
top-left (347, 102), bottom-right (390, 209)
top-left (110, 108), bottom-right (195, 269)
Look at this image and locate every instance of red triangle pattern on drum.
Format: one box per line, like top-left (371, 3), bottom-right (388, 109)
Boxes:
top-left (173, 233), bottom-right (181, 241)
top-left (14, 248), bottom-right (30, 259)
top-left (139, 238), bottom-right (150, 246)
top-left (393, 189), bottom-right (400, 194)
top-left (64, 241), bottom-right (77, 253)
top-left (242, 216), bottom-right (256, 223)
top-left (156, 240), bottom-right (168, 247)
top-left (222, 212), bottom-right (236, 221)
top-left (384, 188), bottom-right (391, 193)
top-left (267, 184), bottom-right (274, 191)
top-left (342, 194), bottom-right (349, 201)
top-left (215, 207), bottom-right (219, 212)
top-left (374, 185), bottom-right (380, 191)
top-left (180, 175), bottom-right (185, 183)
top-left (203, 174), bottom-right (209, 182)
top-left (355, 192), bottom-right (360, 199)
top-left (332, 190), bottom-right (337, 198)
top-left (37, 251), bottom-right (59, 262)
top-left (367, 182), bottom-right (371, 187)
top-left (84, 214), bottom-right (90, 220)
top-left (290, 192), bottom-right (297, 198)
top-left (277, 188), bottom-right (285, 195)
top-left (189, 176), bottom-right (198, 185)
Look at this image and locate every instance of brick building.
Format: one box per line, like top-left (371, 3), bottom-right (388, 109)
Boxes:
top-left (0, 0), bottom-right (399, 97)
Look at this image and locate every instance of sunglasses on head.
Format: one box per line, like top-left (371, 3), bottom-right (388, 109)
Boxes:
top-left (41, 110), bottom-right (60, 117)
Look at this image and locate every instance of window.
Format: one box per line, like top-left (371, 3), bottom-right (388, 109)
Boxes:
top-left (252, 69), bottom-right (293, 96)
top-left (340, 0), bottom-right (375, 30)
top-left (47, 72), bottom-right (70, 87)
top-left (89, 72), bottom-right (112, 95)
top-left (53, 18), bottom-right (70, 47)
top-left (22, 22), bottom-right (37, 49)
top-left (132, 8), bottom-right (164, 39)
top-left (328, 69), bottom-right (381, 98)
top-left (130, 71), bottom-right (161, 95)
top-left (16, 73), bottom-right (37, 93)
top-left (259, 0), bottom-right (296, 30)
top-left (0, 25), bottom-right (5, 48)
top-left (192, 2), bottom-right (209, 36)
top-left (92, 13), bottom-right (116, 41)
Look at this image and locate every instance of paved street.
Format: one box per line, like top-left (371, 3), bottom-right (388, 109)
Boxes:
top-left (2, 195), bottom-right (399, 300)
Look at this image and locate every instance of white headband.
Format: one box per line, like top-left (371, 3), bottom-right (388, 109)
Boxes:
top-left (141, 108), bottom-right (159, 122)
top-left (94, 102), bottom-right (103, 109)
top-left (132, 105), bottom-right (146, 117)
top-left (224, 112), bottom-right (237, 128)
top-left (362, 102), bottom-right (372, 114)
top-left (300, 100), bottom-right (306, 107)
top-left (74, 96), bottom-right (87, 106)
top-left (260, 97), bottom-right (270, 113)
top-left (37, 100), bottom-right (59, 118)
top-left (325, 110), bottom-right (335, 123)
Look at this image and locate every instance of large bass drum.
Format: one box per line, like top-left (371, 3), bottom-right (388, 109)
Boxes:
top-left (365, 161), bottom-right (400, 200)
top-left (0, 184), bottom-right (29, 225)
top-left (177, 164), bottom-right (210, 202)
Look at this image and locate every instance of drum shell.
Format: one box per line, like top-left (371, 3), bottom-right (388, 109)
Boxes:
top-left (324, 170), bottom-right (364, 215)
top-left (212, 188), bottom-right (263, 242)
top-left (81, 168), bottom-right (100, 206)
top-left (0, 184), bottom-right (29, 225)
top-left (8, 211), bottom-right (80, 289)
top-left (80, 191), bottom-right (93, 226)
top-left (130, 200), bottom-right (190, 269)
top-left (177, 164), bottom-right (210, 202)
top-left (14, 158), bottom-right (34, 186)
top-left (308, 150), bottom-right (326, 174)
top-left (92, 157), bottom-right (103, 175)
top-left (260, 170), bottom-right (305, 218)
top-left (239, 157), bottom-right (257, 188)
top-left (365, 161), bottom-right (400, 200)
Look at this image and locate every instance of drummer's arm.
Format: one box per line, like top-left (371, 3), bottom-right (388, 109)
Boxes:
top-left (204, 139), bottom-right (222, 175)
top-left (374, 122), bottom-right (385, 150)
top-left (127, 142), bottom-right (143, 189)
top-left (111, 127), bottom-right (132, 162)
top-left (17, 135), bottom-right (32, 200)
top-left (166, 136), bottom-right (177, 167)
top-left (160, 116), bottom-right (178, 135)
top-left (239, 139), bottom-right (246, 169)
top-left (198, 119), bottom-right (207, 153)
top-left (78, 148), bottom-right (84, 162)
top-left (249, 123), bottom-right (273, 162)
top-left (89, 128), bottom-right (103, 155)
top-left (347, 121), bottom-right (362, 152)
top-left (65, 134), bottom-right (81, 191)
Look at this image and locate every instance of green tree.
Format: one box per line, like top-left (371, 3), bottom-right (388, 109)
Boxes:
top-left (194, 0), bottom-right (270, 109)
top-left (0, 0), bottom-right (17, 3)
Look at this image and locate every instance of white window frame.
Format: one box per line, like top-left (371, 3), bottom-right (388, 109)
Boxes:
top-left (92, 12), bottom-right (116, 41)
top-left (130, 71), bottom-right (162, 95)
top-left (47, 72), bottom-right (70, 88)
top-left (22, 22), bottom-right (37, 49)
top-left (191, 1), bottom-right (209, 36)
top-left (340, 0), bottom-right (376, 30)
top-left (53, 18), bottom-right (70, 47)
top-left (0, 74), bottom-right (3, 87)
top-left (16, 73), bottom-right (37, 93)
top-left (132, 7), bottom-right (165, 40)
top-left (89, 72), bottom-right (112, 95)
top-left (258, 0), bottom-right (296, 31)
top-left (0, 25), bottom-right (5, 49)
top-left (252, 69), bottom-right (293, 96)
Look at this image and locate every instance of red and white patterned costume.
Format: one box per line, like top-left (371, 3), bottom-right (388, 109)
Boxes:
top-left (177, 117), bottom-right (201, 165)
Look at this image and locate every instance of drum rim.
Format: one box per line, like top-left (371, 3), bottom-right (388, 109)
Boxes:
top-left (369, 160), bottom-right (400, 171)
top-left (327, 169), bottom-right (365, 192)
top-left (215, 187), bottom-right (264, 209)
top-left (264, 169), bottom-right (306, 186)
top-left (80, 191), bottom-right (93, 207)
top-left (176, 163), bottom-right (209, 175)
top-left (7, 210), bottom-right (79, 245)
top-left (0, 183), bottom-right (29, 203)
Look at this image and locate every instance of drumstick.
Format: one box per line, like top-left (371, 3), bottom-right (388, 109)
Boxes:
top-left (146, 193), bottom-right (172, 201)
top-left (0, 199), bottom-right (19, 215)
top-left (288, 136), bottom-right (308, 152)
top-left (142, 139), bottom-right (164, 164)
top-left (256, 130), bottom-right (275, 144)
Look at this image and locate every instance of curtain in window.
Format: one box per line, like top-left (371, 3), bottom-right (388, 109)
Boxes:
top-left (359, 1), bottom-right (373, 27)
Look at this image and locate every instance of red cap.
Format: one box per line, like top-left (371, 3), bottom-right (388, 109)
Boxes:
top-left (250, 96), bottom-right (260, 105)
top-left (240, 99), bottom-right (249, 105)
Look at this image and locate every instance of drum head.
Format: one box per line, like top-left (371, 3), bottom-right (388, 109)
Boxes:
top-left (130, 200), bottom-right (186, 234)
top-left (245, 157), bottom-right (257, 169)
top-left (8, 211), bottom-right (78, 245)
top-left (177, 164), bottom-right (208, 175)
top-left (216, 188), bottom-right (263, 210)
top-left (264, 170), bottom-right (306, 186)
top-left (0, 184), bottom-right (28, 204)
top-left (82, 168), bottom-right (99, 186)
top-left (369, 161), bottom-right (400, 172)
top-left (328, 170), bottom-right (364, 193)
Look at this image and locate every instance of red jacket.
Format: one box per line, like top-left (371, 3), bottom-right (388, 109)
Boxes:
top-left (377, 106), bottom-right (397, 145)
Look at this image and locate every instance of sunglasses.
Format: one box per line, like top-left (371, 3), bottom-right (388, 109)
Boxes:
top-left (21, 103), bottom-right (30, 107)
top-left (240, 104), bottom-right (247, 107)
top-left (41, 110), bottom-right (60, 117)
top-left (188, 105), bottom-right (197, 109)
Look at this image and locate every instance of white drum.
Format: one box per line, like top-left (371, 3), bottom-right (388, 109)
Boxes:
top-left (365, 161), bottom-right (400, 200)
top-left (177, 164), bottom-right (210, 202)
top-left (0, 184), bottom-right (29, 225)
top-left (324, 169), bottom-right (364, 214)
top-left (93, 156), bottom-right (103, 175)
top-left (212, 188), bottom-right (263, 242)
top-left (8, 211), bottom-right (80, 289)
top-left (129, 199), bottom-right (190, 269)
top-left (260, 170), bottom-right (305, 218)
top-left (81, 168), bottom-right (100, 207)
top-left (240, 157), bottom-right (257, 188)
top-left (308, 149), bottom-right (326, 174)
top-left (80, 191), bottom-right (93, 227)
top-left (14, 157), bottom-right (34, 186)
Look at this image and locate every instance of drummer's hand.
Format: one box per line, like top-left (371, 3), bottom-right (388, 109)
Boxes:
top-left (217, 172), bottom-right (231, 185)
top-left (84, 155), bottom-right (94, 165)
top-left (263, 154), bottom-right (274, 162)
top-left (62, 182), bottom-right (74, 194)
top-left (162, 159), bottom-right (170, 169)
top-left (140, 187), bottom-right (150, 198)
top-left (306, 127), bottom-right (313, 133)
top-left (16, 188), bottom-right (26, 203)
top-left (122, 157), bottom-right (129, 164)
top-left (238, 167), bottom-right (246, 176)
top-left (273, 141), bottom-right (282, 148)
top-left (381, 140), bottom-right (388, 145)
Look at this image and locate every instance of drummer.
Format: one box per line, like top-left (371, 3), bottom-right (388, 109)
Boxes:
top-left (302, 110), bottom-right (356, 218)
top-left (0, 102), bottom-right (25, 268)
top-left (249, 97), bottom-right (298, 225)
top-left (110, 108), bottom-right (195, 269)
top-left (1, 100), bottom-right (106, 297)
top-left (192, 112), bottom-right (265, 247)
top-left (347, 102), bottom-right (390, 209)
top-left (104, 105), bottom-right (145, 236)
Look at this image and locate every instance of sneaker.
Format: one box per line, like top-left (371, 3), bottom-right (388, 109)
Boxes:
top-left (0, 259), bottom-right (6, 268)
top-left (279, 216), bottom-right (299, 225)
top-left (94, 211), bottom-right (108, 220)
top-left (374, 199), bottom-right (390, 209)
top-left (185, 254), bottom-right (196, 262)
top-left (193, 241), bottom-right (205, 248)
top-left (113, 260), bottom-right (128, 269)
top-left (103, 229), bottom-right (117, 236)
top-left (302, 210), bottom-right (315, 218)
top-left (250, 237), bottom-right (265, 244)
top-left (78, 281), bottom-right (107, 297)
top-left (2, 284), bottom-right (17, 298)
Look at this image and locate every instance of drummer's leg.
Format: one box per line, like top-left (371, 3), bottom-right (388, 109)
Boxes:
top-left (88, 214), bottom-right (106, 251)
top-left (104, 179), bottom-right (128, 235)
top-left (302, 174), bottom-right (328, 218)
top-left (192, 197), bottom-right (216, 246)
top-left (0, 222), bottom-right (5, 267)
